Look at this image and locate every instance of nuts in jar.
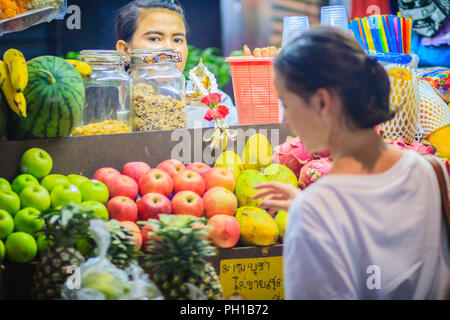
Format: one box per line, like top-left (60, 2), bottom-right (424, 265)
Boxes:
top-left (133, 83), bottom-right (186, 131)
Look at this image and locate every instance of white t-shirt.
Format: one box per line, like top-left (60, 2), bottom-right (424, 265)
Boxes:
top-left (285, 151), bottom-right (450, 300)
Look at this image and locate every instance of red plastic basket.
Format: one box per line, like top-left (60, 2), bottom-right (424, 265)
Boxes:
top-left (226, 57), bottom-right (280, 125)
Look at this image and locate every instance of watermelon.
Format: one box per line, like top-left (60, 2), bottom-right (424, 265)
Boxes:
top-left (9, 56), bottom-right (85, 140)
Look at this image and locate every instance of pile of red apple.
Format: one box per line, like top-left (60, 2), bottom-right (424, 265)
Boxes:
top-left (94, 160), bottom-right (241, 251)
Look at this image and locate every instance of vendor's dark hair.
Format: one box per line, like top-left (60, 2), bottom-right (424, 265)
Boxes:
top-left (274, 27), bottom-right (393, 129)
top-left (116, 0), bottom-right (188, 42)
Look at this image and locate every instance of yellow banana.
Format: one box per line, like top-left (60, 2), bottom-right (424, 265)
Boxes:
top-left (3, 49), bottom-right (28, 93)
top-left (65, 59), bottom-right (92, 80)
top-left (0, 61), bottom-right (26, 118)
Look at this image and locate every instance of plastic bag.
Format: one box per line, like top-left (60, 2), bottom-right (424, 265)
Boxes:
top-left (418, 67), bottom-right (450, 104)
top-left (61, 219), bottom-right (164, 300)
top-left (370, 51), bottom-right (421, 144)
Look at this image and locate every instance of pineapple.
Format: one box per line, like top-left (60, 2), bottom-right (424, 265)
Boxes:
top-left (105, 220), bottom-right (139, 269)
top-left (32, 204), bottom-right (96, 300)
top-left (142, 215), bottom-right (224, 300)
top-left (77, 219), bottom-right (139, 270)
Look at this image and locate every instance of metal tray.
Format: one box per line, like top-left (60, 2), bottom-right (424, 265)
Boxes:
top-left (0, 7), bottom-right (58, 37)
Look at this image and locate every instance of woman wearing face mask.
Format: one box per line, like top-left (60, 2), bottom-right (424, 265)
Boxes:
top-left (115, 0), bottom-right (239, 129)
top-left (254, 27), bottom-right (449, 299)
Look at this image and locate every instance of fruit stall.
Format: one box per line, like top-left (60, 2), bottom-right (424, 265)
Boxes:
top-left (0, 123), bottom-right (294, 300)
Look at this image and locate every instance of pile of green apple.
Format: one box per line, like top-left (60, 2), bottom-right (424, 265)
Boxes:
top-left (0, 148), bottom-right (110, 265)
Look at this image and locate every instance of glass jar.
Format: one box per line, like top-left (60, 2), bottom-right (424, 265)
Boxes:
top-left (72, 50), bottom-right (132, 136)
top-left (130, 49), bottom-right (186, 132)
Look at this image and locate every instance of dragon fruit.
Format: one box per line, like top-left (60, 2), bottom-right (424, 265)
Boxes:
top-left (407, 140), bottom-right (436, 156)
top-left (273, 136), bottom-right (331, 178)
top-left (385, 137), bottom-right (436, 156)
top-left (299, 159), bottom-right (333, 189)
top-left (272, 136), bottom-right (315, 178)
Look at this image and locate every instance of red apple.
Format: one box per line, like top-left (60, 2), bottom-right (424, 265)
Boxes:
top-left (141, 223), bottom-right (159, 252)
top-left (192, 222), bottom-right (208, 240)
top-left (156, 159), bottom-right (186, 178)
top-left (108, 175), bottom-right (139, 200)
top-left (93, 167), bottom-right (121, 187)
top-left (207, 215), bottom-right (240, 248)
top-left (119, 221), bottom-right (142, 251)
top-left (203, 187), bottom-right (238, 218)
top-left (139, 169), bottom-right (173, 198)
top-left (107, 196), bottom-right (138, 222)
top-left (121, 162), bottom-right (151, 184)
top-left (186, 163), bottom-right (212, 179)
top-left (173, 170), bottom-right (206, 196)
top-left (171, 191), bottom-right (204, 217)
top-left (205, 167), bottom-right (236, 192)
top-left (138, 193), bottom-right (171, 221)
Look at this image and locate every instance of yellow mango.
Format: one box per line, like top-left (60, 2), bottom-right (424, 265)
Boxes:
top-left (236, 206), bottom-right (279, 246)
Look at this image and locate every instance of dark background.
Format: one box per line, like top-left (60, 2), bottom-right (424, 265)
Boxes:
top-left (0, 0), bottom-right (223, 59)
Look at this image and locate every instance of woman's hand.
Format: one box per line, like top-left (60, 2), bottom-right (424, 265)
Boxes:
top-left (253, 182), bottom-right (300, 212)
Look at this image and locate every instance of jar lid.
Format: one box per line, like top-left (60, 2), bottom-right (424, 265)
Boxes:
top-left (130, 49), bottom-right (182, 65)
top-left (79, 50), bottom-right (126, 64)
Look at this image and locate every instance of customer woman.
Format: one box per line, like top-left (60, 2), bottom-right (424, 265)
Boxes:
top-left (254, 27), bottom-right (449, 300)
top-left (115, 0), bottom-right (238, 128)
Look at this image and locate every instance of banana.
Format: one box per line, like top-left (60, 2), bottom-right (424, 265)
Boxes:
top-left (3, 49), bottom-right (28, 93)
top-left (65, 59), bottom-right (92, 80)
top-left (0, 61), bottom-right (26, 118)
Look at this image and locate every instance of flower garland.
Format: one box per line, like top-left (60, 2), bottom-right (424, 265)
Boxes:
top-left (202, 93), bottom-right (237, 150)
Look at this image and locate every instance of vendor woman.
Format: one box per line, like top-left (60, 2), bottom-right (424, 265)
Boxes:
top-left (115, 0), bottom-right (239, 129)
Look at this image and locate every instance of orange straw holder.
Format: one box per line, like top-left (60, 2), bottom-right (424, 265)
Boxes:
top-left (226, 57), bottom-right (280, 125)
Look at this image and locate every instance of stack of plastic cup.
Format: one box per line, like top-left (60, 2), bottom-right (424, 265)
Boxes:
top-left (282, 16), bottom-right (311, 48)
top-left (321, 5), bottom-right (350, 34)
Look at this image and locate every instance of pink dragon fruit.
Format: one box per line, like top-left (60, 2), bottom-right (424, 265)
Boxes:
top-left (385, 137), bottom-right (436, 156)
top-left (272, 136), bottom-right (315, 178)
top-left (313, 149), bottom-right (332, 161)
top-left (299, 159), bottom-right (333, 189)
top-left (385, 137), bottom-right (408, 149)
top-left (406, 141), bottom-right (436, 156)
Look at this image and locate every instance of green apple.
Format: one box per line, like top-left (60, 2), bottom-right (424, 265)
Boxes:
top-left (67, 174), bottom-right (90, 188)
top-left (80, 180), bottom-right (109, 204)
top-left (14, 208), bottom-right (44, 236)
top-left (5, 232), bottom-right (37, 263)
top-left (0, 190), bottom-right (21, 216)
top-left (0, 209), bottom-right (14, 240)
top-left (51, 184), bottom-right (82, 208)
top-left (41, 174), bottom-right (71, 193)
top-left (0, 178), bottom-right (12, 192)
top-left (20, 148), bottom-right (53, 180)
top-left (12, 174), bottom-right (40, 195)
top-left (20, 185), bottom-right (51, 212)
top-left (0, 239), bottom-right (5, 261)
top-left (36, 233), bottom-right (52, 254)
top-left (81, 201), bottom-right (109, 221)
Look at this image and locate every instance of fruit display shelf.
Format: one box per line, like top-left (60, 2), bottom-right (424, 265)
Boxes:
top-left (0, 123), bottom-right (291, 300)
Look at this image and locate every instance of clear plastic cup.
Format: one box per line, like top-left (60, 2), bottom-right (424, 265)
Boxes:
top-left (321, 5), bottom-right (350, 33)
top-left (282, 16), bottom-right (310, 48)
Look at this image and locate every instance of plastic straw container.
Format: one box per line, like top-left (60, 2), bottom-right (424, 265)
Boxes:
top-left (321, 5), bottom-right (350, 34)
top-left (282, 16), bottom-right (310, 48)
top-left (225, 57), bottom-right (280, 125)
